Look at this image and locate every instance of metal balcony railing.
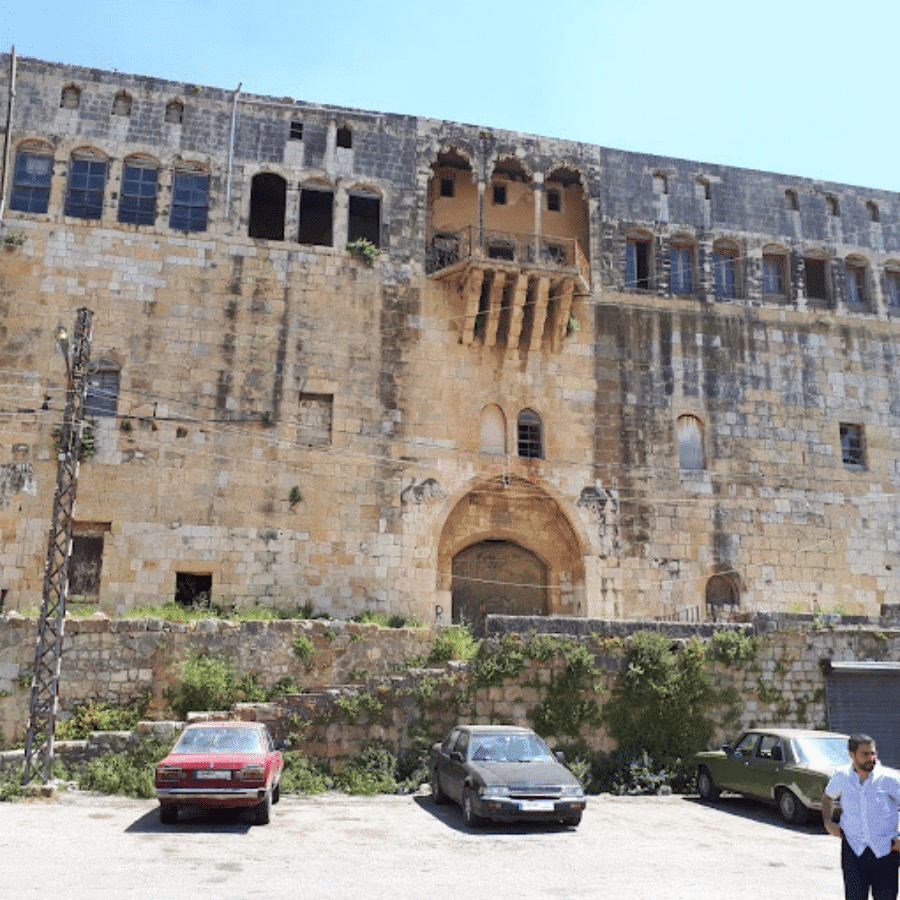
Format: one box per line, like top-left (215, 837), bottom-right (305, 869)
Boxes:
top-left (427, 226), bottom-right (590, 286)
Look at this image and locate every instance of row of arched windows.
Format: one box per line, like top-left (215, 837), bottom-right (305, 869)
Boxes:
top-left (59, 83), bottom-right (184, 123)
top-left (479, 405), bottom-right (544, 459)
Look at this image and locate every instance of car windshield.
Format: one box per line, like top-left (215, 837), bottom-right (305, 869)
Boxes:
top-left (470, 733), bottom-right (555, 763)
top-left (793, 736), bottom-right (847, 768)
top-left (173, 726), bottom-right (263, 754)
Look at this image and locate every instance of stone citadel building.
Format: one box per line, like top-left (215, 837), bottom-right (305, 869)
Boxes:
top-left (0, 54), bottom-right (898, 625)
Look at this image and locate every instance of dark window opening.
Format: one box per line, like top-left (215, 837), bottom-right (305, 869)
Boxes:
top-left (169, 170), bottom-right (208, 232)
top-left (492, 183), bottom-right (507, 205)
top-left (805, 258), bottom-right (828, 301)
top-left (248, 172), bottom-right (286, 240)
top-left (841, 423), bottom-right (865, 469)
top-left (299, 188), bottom-right (333, 246)
top-left (86, 361), bottom-right (120, 417)
top-left (867, 201), bottom-right (880, 223)
top-left (826, 195), bottom-right (840, 216)
top-left (68, 534), bottom-right (104, 597)
top-left (289, 121), bottom-right (303, 140)
top-left (65, 156), bottom-right (107, 220)
top-left (517, 409), bottom-right (543, 459)
top-left (336, 126), bottom-right (352, 149)
top-left (705, 574), bottom-right (739, 623)
top-left (626, 237), bottom-right (650, 289)
top-left (440, 177), bottom-right (454, 198)
top-left (785, 189), bottom-right (799, 211)
top-left (547, 189), bottom-right (561, 211)
top-left (118, 162), bottom-right (158, 225)
top-left (10, 150), bottom-right (53, 214)
top-left (487, 240), bottom-right (514, 261)
top-left (348, 194), bottom-right (380, 246)
top-left (175, 572), bottom-right (212, 608)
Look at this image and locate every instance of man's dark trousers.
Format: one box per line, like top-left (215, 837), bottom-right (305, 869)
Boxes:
top-left (842, 840), bottom-right (900, 900)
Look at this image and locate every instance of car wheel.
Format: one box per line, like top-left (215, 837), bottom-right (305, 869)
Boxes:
top-left (696, 767), bottom-right (722, 801)
top-left (159, 804), bottom-right (178, 825)
top-left (563, 812), bottom-right (582, 827)
top-left (431, 768), bottom-right (448, 805)
top-left (272, 781), bottom-right (280, 805)
top-left (462, 787), bottom-right (483, 828)
top-left (254, 790), bottom-right (272, 825)
top-left (777, 788), bottom-right (809, 826)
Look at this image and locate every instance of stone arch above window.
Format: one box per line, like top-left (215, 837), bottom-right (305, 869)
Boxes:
top-left (86, 358), bottom-right (120, 417)
top-left (248, 171), bottom-right (287, 241)
top-left (165, 99), bottom-right (184, 124)
top-left (517, 408), bottom-right (543, 459)
top-left (60, 84), bottom-right (81, 109)
top-left (112, 90), bottom-right (132, 117)
top-left (705, 574), bottom-right (739, 622)
top-left (479, 404), bottom-right (506, 455)
top-left (10, 140), bottom-right (54, 214)
top-left (677, 414), bottom-right (704, 470)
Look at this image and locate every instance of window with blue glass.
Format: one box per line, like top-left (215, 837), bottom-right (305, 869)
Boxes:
top-left (885, 269), bottom-right (900, 311)
top-left (625, 233), bottom-right (651, 289)
top-left (10, 148), bottom-right (53, 213)
top-left (669, 243), bottom-right (692, 294)
top-left (118, 159), bottom-right (158, 225)
top-left (762, 251), bottom-right (786, 295)
top-left (65, 154), bottom-right (107, 219)
top-left (713, 246), bottom-right (736, 299)
top-left (169, 169), bottom-right (208, 232)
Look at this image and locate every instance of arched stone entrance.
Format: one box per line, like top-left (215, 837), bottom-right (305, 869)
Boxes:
top-left (452, 540), bottom-right (548, 627)
top-left (436, 474), bottom-right (586, 632)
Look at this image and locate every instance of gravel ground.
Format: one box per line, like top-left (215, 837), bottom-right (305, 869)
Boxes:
top-left (1, 788), bottom-right (840, 900)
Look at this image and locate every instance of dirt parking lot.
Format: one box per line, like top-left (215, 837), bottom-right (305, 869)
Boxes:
top-left (1, 788), bottom-right (840, 900)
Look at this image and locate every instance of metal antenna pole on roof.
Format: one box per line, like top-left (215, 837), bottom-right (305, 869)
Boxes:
top-left (22, 307), bottom-right (93, 786)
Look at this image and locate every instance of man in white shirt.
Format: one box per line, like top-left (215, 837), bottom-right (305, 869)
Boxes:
top-left (822, 734), bottom-right (900, 900)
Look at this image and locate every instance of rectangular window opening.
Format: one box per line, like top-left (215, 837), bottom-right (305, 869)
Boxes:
top-left (175, 572), bottom-right (212, 608)
top-left (299, 188), bottom-right (334, 246)
top-left (840, 423), bottom-right (865, 469)
top-left (805, 258), bottom-right (828, 301)
top-left (492, 183), bottom-right (507, 205)
top-left (289, 121), bottom-right (303, 140)
top-left (347, 194), bottom-right (380, 247)
top-left (626, 238), bottom-right (651, 289)
top-left (440, 178), bottom-right (454, 198)
top-left (169, 171), bottom-right (208, 232)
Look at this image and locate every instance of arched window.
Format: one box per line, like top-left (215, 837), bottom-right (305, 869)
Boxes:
top-left (669, 236), bottom-right (694, 295)
top-left (479, 405), bottom-right (506, 455)
top-left (713, 240), bottom-right (739, 300)
top-left (65, 149), bottom-right (107, 220)
top-left (517, 409), bottom-right (543, 459)
top-left (118, 154), bottom-right (158, 225)
top-left (248, 172), bottom-right (286, 240)
top-left (112, 91), bottom-right (132, 116)
top-left (165, 99), bottom-right (184, 125)
top-left (10, 141), bottom-right (53, 214)
top-left (86, 359), bottom-right (120, 417)
top-left (60, 84), bottom-right (81, 109)
top-left (677, 415), bottom-right (704, 470)
top-left (705, 574), bottom-right (739, 622)
top-left (170, 163), bottom-right (209, 232)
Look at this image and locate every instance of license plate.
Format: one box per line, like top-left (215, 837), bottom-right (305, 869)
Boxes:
top-left (519, 800), bottom-right (555, 812)
top-left (196, 769), bottom-right (231, 780)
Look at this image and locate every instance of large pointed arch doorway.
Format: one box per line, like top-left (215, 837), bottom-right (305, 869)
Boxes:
top-left (452, 540), bottom-right (548, 629)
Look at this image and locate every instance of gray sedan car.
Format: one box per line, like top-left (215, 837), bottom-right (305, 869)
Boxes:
top-left (430, 724), bottom-right (586, 827)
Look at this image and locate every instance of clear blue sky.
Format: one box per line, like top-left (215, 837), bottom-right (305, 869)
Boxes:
top-left (3, 0), bottom-right (899, 191)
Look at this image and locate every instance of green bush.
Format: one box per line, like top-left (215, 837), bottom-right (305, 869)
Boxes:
top-left (176, 654), bottom-right (237, 718)
top-left (426, 625), bottom-right (480, 664)
top-left (76, 734), bottom-right (172, 798)
top-left (709, 629), bottom-right (758, 666)
top-left (586, 747), bottom-right (693, 796)
top-left (279, 751), bottom-right (333, 794)
top-left (56, 699), bottom-right (147, 741)
top-left (336, 741), bottom-right (398, 795)
top-left (602, 631), bottom-right (716, 761)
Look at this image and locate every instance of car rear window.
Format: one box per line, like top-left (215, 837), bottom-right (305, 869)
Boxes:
top-left (174, 726), bottom-right (264, 754)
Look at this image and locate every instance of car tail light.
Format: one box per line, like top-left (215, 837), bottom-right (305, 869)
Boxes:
top-left (236, 765), bottom-right (266, 783)
top-left (156, 766), bottom-right (184, 783)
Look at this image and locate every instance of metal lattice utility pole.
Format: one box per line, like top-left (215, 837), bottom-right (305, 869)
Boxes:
top-left (22, 308), bottom-right (93, 786)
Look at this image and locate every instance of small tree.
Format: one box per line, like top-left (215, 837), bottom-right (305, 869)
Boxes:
top-left (602, 631), bottom-right (715, 760)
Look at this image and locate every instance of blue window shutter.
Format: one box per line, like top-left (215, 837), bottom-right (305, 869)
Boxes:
top-left (626, 241), bottom-right (636, 288)
top-left (714, 253), bottom-right (723, 298)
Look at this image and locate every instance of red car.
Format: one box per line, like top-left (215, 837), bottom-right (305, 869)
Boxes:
top-left (154, 721), bottom-right (284, 825)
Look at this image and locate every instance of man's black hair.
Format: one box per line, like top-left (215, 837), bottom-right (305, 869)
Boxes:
top-left (848, 734), bottom-right (876, 753)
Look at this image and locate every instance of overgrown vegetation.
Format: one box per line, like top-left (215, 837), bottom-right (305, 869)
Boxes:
top-left (56, 698), bottom-right (148, 740)
top-left (346, 237), bottom-right (381, 267)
